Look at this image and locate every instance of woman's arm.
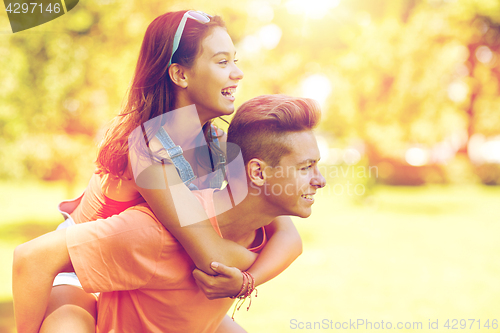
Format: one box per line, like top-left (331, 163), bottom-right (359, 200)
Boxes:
top-left (13, 229), bottom-right (72, 333)
top-left (192, 216), bottom-right (302, 299)
top-left (135, 162), bottom-right (257, 274)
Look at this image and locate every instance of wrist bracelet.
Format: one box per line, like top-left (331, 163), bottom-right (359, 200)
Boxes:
top-left (230, 271), bottom-right (247, 299)
top-left (231, 271), bottom-right (258, 320)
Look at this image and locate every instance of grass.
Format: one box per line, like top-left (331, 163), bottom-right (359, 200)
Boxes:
top-left (236, 184), bottom-right (500, 332)
top-left (2, 181), bottom-right (500, 332)
top-left (0, 180), bottom-right (80, 333)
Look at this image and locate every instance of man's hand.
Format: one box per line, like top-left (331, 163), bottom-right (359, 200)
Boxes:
top-left (192, 262), bottom-right (243, 300)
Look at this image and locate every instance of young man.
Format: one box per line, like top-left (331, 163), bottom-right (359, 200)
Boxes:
top-left (13, 95), bottom-right (326, 333)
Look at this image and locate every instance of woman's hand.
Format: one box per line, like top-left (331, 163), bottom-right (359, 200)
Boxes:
top-left (192, 262), bottom-right (243, 300)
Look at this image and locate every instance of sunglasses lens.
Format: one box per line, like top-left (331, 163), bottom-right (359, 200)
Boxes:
top-left (188, 11), bottom-right (210, 23)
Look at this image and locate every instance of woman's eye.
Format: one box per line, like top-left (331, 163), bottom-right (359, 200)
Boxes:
top-left (301, 165), bottom-right (312, 171)
top-left (218, 60), bottom-right (228, 65)
top-left (234, 59), bottom-right (239, 64)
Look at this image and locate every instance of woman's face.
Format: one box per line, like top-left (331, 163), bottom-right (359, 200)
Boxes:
top-left (183, 26), bottom-right (244, 122)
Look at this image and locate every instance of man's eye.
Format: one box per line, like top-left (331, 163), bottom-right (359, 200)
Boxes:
top-left (301, 165), bottom-right (312, 171)
top-left (234, 59), bottom-right (239, 64)
top-left (218, 60), bottom-right (228, 65)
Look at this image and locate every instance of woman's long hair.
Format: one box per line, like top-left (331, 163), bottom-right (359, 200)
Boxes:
top-left (96, 11), bottom-right (226, 178)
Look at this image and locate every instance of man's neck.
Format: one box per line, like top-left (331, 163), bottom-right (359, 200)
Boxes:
top-left (212, 187), bottom-right (277, 246)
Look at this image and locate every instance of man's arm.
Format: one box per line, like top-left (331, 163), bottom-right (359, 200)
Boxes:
top-left (13, 229), bottom-right (73, 333)
top-left (192, 216), bottom-right (302, 299)
top-left (247, 215), bottom-right (302, 286)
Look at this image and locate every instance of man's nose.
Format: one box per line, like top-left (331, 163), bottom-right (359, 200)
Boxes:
top-left (312, 167), bottom-right (326, 188)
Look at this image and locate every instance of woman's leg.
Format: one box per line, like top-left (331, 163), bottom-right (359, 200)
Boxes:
top-left (215, 315), bottom-right (247, 333)
top-left (40, 285), bottom-right (97, 333)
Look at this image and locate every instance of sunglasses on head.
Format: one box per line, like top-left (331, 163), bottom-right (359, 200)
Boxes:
top-left (167, 10), bottom-right (212, 68)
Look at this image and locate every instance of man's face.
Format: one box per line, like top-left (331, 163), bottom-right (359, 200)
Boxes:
top-left (263, 130), bottom-right (326, 218)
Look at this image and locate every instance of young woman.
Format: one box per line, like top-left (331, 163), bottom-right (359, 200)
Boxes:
top-left (36, 10), bottom-right (301, 333)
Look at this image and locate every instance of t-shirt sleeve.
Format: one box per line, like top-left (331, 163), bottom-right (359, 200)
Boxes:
top-left (66, 207), bottom-right (164, 293)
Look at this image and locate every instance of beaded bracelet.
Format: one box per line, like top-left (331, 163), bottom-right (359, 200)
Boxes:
top-left (244, 272), bottom-right (256, 298)
top-left (231, 271), bottom-right (258, 320)
top-left (230, 271), bottom-right (248, 299)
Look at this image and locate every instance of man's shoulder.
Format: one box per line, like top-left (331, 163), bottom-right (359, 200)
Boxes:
top-left (121, 189), bottom-right (217, 237)
top-left (125, 202), bottom-right (158, 221)
top-left (126, 189), bottom-right (213, 217)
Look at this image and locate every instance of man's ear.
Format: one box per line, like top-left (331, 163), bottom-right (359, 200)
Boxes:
top-left (169, 64), bottom-right (188, 88)
top-left (247, 158), bottom-right (267, 187)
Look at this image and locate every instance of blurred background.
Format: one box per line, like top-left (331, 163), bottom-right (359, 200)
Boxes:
top-left (1, 0), bottom-right (499, 332)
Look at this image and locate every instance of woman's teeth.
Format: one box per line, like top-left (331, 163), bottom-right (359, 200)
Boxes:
top-left (221, 87), bottom-right (235, 98)
top-left (301, 194), bottom-right (314, 200)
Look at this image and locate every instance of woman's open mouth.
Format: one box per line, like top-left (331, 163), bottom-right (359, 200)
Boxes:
top-left (221, 86), bottom-right (236, 100)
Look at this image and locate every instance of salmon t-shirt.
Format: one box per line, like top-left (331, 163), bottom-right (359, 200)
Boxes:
top-left (66, 189), bottom-right (266, 333)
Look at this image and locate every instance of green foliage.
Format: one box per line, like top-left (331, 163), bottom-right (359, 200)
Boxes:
top-left (1, 0), bottom-right (499, 184)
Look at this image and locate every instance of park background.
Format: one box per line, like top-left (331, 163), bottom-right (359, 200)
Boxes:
top-left (1, 0), bottom-right (500, 332)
